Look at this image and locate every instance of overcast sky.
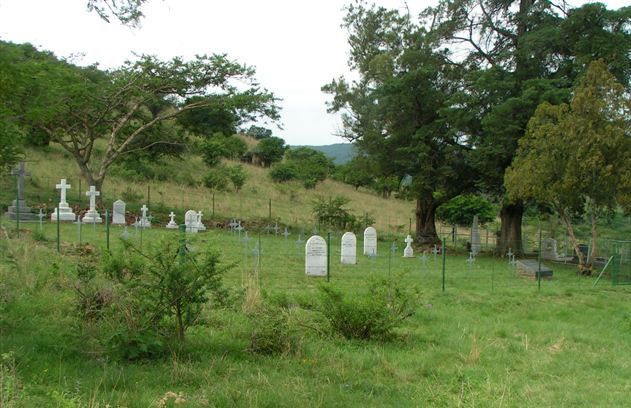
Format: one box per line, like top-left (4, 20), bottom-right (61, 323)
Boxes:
top-left (0, 0), bottom-right (627, 146)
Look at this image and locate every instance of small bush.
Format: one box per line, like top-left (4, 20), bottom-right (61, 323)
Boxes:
top-left (317, 275), bottom-right (417, 340)
top-left (248, 305), bottom-right (301, 355)
top-left (312, 196), bottom-right (367, 231)
top-left (201, 137), bottom-right (229, 167)
top-left (270, 163), bottom-right (298, 182)
top-left (228, 165), bottom-right (247, 192)
top-left (203, 166), bottom-right (230, 191)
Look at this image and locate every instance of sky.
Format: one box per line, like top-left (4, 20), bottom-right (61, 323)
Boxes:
top-left (0, 0), bottom-right (627, 146)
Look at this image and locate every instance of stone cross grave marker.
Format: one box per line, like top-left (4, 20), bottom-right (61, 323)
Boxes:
top-left (82, 186), bottom-right (102, 224)
top-left (305, 235), bottom-right (327, 277)
top-left (112, 200), bottom-right (126, 225)
top-left (6, 161), bottom-right (36, 220)
top-left (363, 227), bottom-right (377, 256)
top-left (471, 215), bottom-right (481, 255)
top-left (37, 208), bottom-right (45, 231)
top-left (51, 178), bottom-right (76, 221)
top-left (196, 211), bottom-right (206, 231)
top-left (340, 232), bottom-right (357, 264)
top-left (185, 210), bottom-right (198, 233)
top-left (404, 234), bottom-right (414, 258)
top-left (166, 211), bottom-right (178, 229)
top-left (137, 204), bottom-right (151, 228)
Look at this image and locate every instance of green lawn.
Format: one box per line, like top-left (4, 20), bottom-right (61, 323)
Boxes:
top-left (2, 221), bottom-right (631, 407)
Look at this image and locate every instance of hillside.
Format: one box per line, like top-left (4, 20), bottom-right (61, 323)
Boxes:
top-left (0, 144), bottom-right (414, 234)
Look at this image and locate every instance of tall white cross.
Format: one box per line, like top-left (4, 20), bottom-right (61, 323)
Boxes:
top-left (169, 211), bottom-right (176, 223)
top-left (197, 210), bottom-right (203, 223)
top-left (405, 235), bottom-right (414, 247)
top-left (85, 186), bottom-right (100, 211)
top-left (56, 179), bottom-right (71, 206)
top-left (141, 204), bottom-right (148, 219)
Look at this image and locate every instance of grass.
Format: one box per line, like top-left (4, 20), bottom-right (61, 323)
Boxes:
top-left (2, 219), bottom-right (631, 406)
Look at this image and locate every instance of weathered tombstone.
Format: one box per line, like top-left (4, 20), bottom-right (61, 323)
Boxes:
top-left (195, 211), bottom-right (206, 231)
top-left (112, 200), bottom-right (126, 225)
top-left (471, 215), bottom-right (481, 255)
top-left (305, 235), bottom-right (327, 276)
top-left (185, 210), bottom-right (198, 233)
top-left (137, 204), bottom-right (151, 228)
top-left (51, 178), bottom-right (76, 221)
top-left (82, 186), bottom-right (102, 224)
top-left (363, 227), bottom-right (377, 256)
top-left (5, 162), bottom-right (36, 220)
top-left (403, 234), bottom-right (414, 258)
top-left (166, 211), bottom-right (178, 229)
top-left (541, 238), bottom-right (558, 261)
top-left (340, 232), bottom-right (357, 264)
top-left (516, 259), bottom-right (553, 279)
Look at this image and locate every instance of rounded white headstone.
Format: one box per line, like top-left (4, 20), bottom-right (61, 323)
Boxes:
top-left (305, 235), bottom-right (327, 276)
top-left (341, 232), bottom-right (357, 264)
top-left (363, 227), bottom-right (377, 256)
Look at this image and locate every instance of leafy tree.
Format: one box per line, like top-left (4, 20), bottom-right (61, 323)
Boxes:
top-left (430, 0), bottom-right (631, 254)
top-left (254, 136), bottom-right (287, 167)
top-left (176, 96), bottom-right (238, 137)
top-left (86, 0), bottom-right (147, 26)
top-left (505, 61), bottom-right (631, 274)
top-left (245, 125), bottom-right (272, 139)
top-left (203, 165), bottom-right (231, 191)
top-left (436, 194), bottom-right (496, 226)
top-left (333, 155), bottom-right (374, 190)
top-left (323, 4), bottom-right (473, 244)
top-left (228, 165), bottom-right (247, 192)
top-left (201, 135), bottom-right (230, 167)
top-left (8, 45), bottom-right (279, 202)
top-left (270, 163), bottom-right (298, 183)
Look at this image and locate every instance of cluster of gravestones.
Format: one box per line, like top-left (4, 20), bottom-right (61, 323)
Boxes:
top-left (304, 227), bottom-right (419, 276)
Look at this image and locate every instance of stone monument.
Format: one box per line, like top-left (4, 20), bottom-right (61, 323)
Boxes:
top-left (363, 227), bottom-right (377, 256)
top-left (112, 200), bottom-right (126, 225)
top-left (82, 186), bottom-right (102, 224)
top-left (5, 162), bottom-right (36, 220)
top-left (51, 178), bottom-right (76, 222)
top-left (341, 232), bottom-right (357, 264)
top-left (305, 235), bottom-right (327, 276)
top-left (404, 234), bottom-right (414, 258)
top-left (166, 211), bottom-right (178, 229)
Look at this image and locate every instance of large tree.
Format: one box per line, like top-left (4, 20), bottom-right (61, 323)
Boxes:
top-left (430, 0), bottom-right (631, 255)
top-left (323, 3), bottom-right (473, 244)
top-left (8, 43), bottom-right (279, 199)
top-left (505, 60), bottom-right (631, 273)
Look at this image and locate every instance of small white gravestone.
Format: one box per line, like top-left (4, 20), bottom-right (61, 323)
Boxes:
top-left (112, 200), bottom-right (126, 225)
top-left (51, 178), bottom-right (76, 221)
top-left (138, 204), bottom-right (151, 228)
top-left (305, 235), bottom-right (327, 276)
top-left (195, 211), bottom-right (206, 231)
top-left (185, 210), bottom-right (198, 233)
top-left (404, 234), bottom-right (414, 258)
top-left (471, 215), bottom-right (481, 255)
top-left (166, 211), bottom-right (178, 229)
top-left (82, 186), bottom-right (102, 224)
top-left (363, 227), bottom-right (377, 256)
top-left (340, 232), bottom-right (357, 264)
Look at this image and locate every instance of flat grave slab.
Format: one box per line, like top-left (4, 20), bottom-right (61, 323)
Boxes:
top-left (516, 259), bottom-right (553, 279)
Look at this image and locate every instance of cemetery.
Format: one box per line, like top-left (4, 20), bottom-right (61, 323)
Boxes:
top-left (1, 0), bottom-right (631, 406)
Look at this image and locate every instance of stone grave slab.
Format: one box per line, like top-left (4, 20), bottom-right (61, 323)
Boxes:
top-left (112, 200), bottom-right (126, 225)
top-left (516, 259), bottom-right (553, 279)
top-left (363, 227), bottom-right (377, 256)
top-left (305, 235), bottom-right (327, 277)
top-left (340, 232), bottom-right (357, 264)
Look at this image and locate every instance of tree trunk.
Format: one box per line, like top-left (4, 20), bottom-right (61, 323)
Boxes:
top-left (590, 209), bottom-right (598, 259)
top-left (77, 164), bottom-right (105, 207)
top-left (498, 202), bottom-right (524, 256)
top-left (559, 210), bottom-right (591, 275)
top-left (415, 194), bottom-right (440, 245)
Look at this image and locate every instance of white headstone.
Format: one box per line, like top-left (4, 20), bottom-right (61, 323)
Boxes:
top-left (363, 227), bottom-right (377, 256)
top-left (195, 211), bottom-right (206, 231)
top-left (471, 215), bottom-right (480, 255)
top-left (340, 232), bottom-right (357, 264)
top-left (404, 234), bottom-right (414, 258)
top-left (305, 235), bottom-right (327, 276)
top-left (185, 210), bottom-right (198, 233)
top-left (51, 178), bottom-right (76, 221)
top-left (112, 200), bottom-right (126, 225)
top-left (166, 211), bottom-right (178, 229)
top-left (81, 185), bottom-right (102, 224)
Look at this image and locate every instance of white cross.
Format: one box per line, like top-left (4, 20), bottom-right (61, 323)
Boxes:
top-left (85, 185), bottom-right (100, 211)
top-left (169, 212), bottom-right (176, 223)
top-left (432, 245), bottom-right (439, 255)
top-left (283, 227), bottom-right (290, 239)
top-left (56, 179), bottom-right (71, 205)
top-left (140, 204), bottom-right (148, 219)
top-left (197, 210), bottom-right (203, 223)
top-left (405, 235), bottom-right (414, 246)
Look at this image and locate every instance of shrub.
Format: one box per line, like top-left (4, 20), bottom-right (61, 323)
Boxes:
top-left (203, 165), bottom-right (230, 191)
top-left (228, 165), bottom-right (247, 191)
top-left (312, 196), bottom-right (358, 231)
top-left (248, 305), bottom-right (300, 355)
top-left (270, 163), bottom-right (298, 182)
top-left (317, 275), bottom-right (417, 340)
top-left (437, 194), bottom-right (496, 226)
top-left (201, 137), bottom-right (229, 167)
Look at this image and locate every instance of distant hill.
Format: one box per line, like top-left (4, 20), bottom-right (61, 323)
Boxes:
top-left (292, 143), bottom-right (356, 165)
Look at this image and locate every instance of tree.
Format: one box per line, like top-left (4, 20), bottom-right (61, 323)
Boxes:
top-left (176, 96), bottom-right (238, 137)
top-left (505, 61), bottom-right (631, 274)
top-left (333, 155), bottom-right (374, 190)
top-left (254, 136), bottom-right (287, 167)
top-left (431, 1), bottom-right (631, 254)
top-left (12, 46), bottom-right (279, 202)
top-left (86, 0), bottom-right (147, 26)
top-left (323, 4), bottom-right (473, 244)
top-left (245, 125), bottom-right (272, 139)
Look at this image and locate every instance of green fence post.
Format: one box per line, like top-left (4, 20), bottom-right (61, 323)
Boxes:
top-left (105, 209), bottom-right (110, 252)
top-left (15, 182), bottom-right (19, 238)
top-left (537, 227), bottom-right (542, 291)
top-left (327, 232), bottom-right (331, 283)
top-left (442, 238), bottom-right (446, 292)
top-left (56, 203), bottom-right (60, 253)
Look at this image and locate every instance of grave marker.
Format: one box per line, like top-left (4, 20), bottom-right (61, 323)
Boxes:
top-left (185, 210), bottom-right (198, 233)
top-left (51, 179), bottom-right (76, 221)
top-left (5, 161), bottom-right (36, 220)
top-left (403, 234), bottom-right (414, 258)
top-left (166, 211), bottom-right (178, 229)
top-left (340, 232), bottom-right (357, 264)
top-left (112, 200), bottom-right (126, 225)
top-left (82, 186), bottom-right (102, 224)
top-left (363, 227), bottom-right (377, 256)
top-left (305, 235), bottom-right (327, 276)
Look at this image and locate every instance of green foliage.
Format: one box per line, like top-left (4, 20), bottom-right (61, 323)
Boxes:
top-left (223, 136), bottom-right (248, 160)
top-left (177, 96), bottom-right (237, 137)
top-left (245, 125), bottom-right (272, 139)
top-left (228, 165), bottom-right (247, 192)
top-left (0, 121), bottom-right (22, 175)
top-left (248, 304), bottom-right (301, 355)
top-left (254, 136), bottom-right (287, 166)
top-left (203, 165), bottom-right (231, 191)
top-left (270, 162), bottom-right (298, 183)
top-left (201, 136), bottom-right (230, 167)
top-left (312, 196), bottom-right (372, 231)
top-left (437, 194), bottom-right (496, 226)
top-left (0, 352), bottom-right (22, 407)
top-left (102, 239), bottom-right (229, 349)
top-left (86, 0), bottom-right (147, 26)
top-left (333, 155), bottom-right (374, 190)
top-left (317, 275), bottom-right (417, 340)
